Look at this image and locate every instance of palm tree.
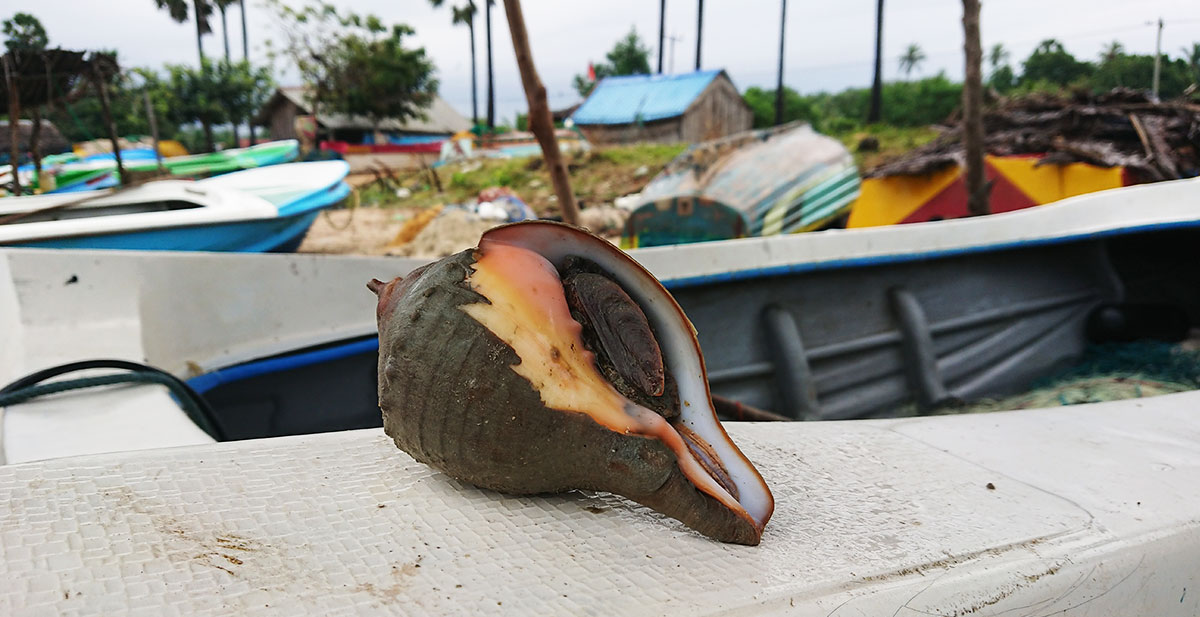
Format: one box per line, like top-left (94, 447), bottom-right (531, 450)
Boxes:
top-left (1184, 43), bottom-right (1200, 85)
top-left (867, 0), bottom-right (884, 122)
top-left (898, 43), bottom-right (925, 77)
top-left (432, 0), bottom-right (480, 128)
top-left (453, 3), bottom-right (479, 127)
top-left (485, 0), bottom-right (495, 130)
top-left (657, 0), bottom-right (666, 74)
top-left (239, 0), bottom-right (255, 145)
top-left (154, 0), bottom-right (214, 66)
top-left (1100, 40), bottom-right (1124, 65)
top-left (774, 0), bottom-right (787, 125)
top-left (987, 43), bottom-right (1008, 71)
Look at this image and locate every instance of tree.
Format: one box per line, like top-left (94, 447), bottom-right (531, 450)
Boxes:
top-left (743, 86), bottom-right (819, 129)
top-left (899, 43), bottom-right (925, 77)
top-left (265, 2), bottom-right (437, 138)
top-left (1099, 40), bottom-right (1124, 65)
top-left (329, 26), bottom-right (438, 132)
top-left (867, 0), bottom-right (884, 122)
top-left (160, 59), bottom-right (272, 152)
top-left (1021, 39), bottom-right (1092, 87)
top-left (572, 27), bottom-right (651, 97)
top-left (431, 0), bottom-right (479, 127)
top-left (154, 0), bottom-right (214, 66)
top-left (987, 43), bottom-right (1008, 70)
top-left (961, 0), bottom-right (988, 216)
top-left (2, 12), bottom-right (48, 51)
top-left (986, 43), bottom-right (1014, 92)
top-left (1182, 43), bottom-right (1200, 86)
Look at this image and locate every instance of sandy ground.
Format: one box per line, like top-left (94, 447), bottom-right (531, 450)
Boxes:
top-left (298, 205), bottom-right (628, 258)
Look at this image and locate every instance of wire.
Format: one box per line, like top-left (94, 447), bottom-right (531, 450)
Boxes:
top-left (0, 359), bottom-right (226, 440)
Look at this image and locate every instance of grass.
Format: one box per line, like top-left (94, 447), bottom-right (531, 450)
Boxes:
top-left (829, 124), bottom-right (942, 171)
top-left (355, 126), bottom-right (935, 215)
top-left (366, 143), bottom-right (687, 216)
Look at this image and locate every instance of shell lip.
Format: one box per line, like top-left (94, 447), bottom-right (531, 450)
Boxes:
top-left (480, 221), bottom-right (776, 536)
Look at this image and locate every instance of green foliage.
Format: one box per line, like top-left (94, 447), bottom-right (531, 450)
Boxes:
top-left (1020, 39), bottom-right (1093, 87)
top-left (898, 43), bottom-right (926, 77)
top-left (264, 0), bottom-right (437, 130)
top-left (1091, 53), bottom-right (1193, 96)
top-left (331, 26), bottom-right (438, 128)
top-left (742, 86), bottom-right (822, 130)
top-left (161, 59), bottom-right (273, 132)
top-left (573, 27), bottom-right (652, 97)
top-left (988, 65), bottom-right (1016, 92)
top-left (2, 11), bottom-right (48, 51)
top-left (592, 142), bottom-right (686, 166)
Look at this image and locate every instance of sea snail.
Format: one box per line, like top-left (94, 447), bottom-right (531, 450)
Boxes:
top-left (369, 221), bottom-right (774, 545)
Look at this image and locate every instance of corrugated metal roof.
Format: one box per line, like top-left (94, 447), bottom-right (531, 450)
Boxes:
top-left (571, 70), bottom-right (723, 125)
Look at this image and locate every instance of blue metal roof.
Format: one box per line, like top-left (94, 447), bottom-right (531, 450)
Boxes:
top-left (571, 70), bottom-right (723, 125)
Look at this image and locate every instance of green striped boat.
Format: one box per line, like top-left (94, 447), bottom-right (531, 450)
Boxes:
top-left (623, 124), bottom-right (860, 248)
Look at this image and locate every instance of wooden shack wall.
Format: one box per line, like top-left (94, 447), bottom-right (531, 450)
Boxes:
top-left (577, 74), bottom-right (752, 145)
top-left (680, 76), bottom-right (753, 143)
top-left (577, 117), bottom-right (684, 145)
top-left (266, 99), bottom-right (301, 141)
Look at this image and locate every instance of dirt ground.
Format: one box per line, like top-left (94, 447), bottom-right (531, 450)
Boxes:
top-left (298, 205), bottom-right (627, 258)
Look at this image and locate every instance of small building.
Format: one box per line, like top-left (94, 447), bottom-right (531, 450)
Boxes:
top-left (569, 70), bottom-right (752, 145)
top-left (0, 119), bottom-right (71, 163)
top-left (253, 86), bottom-right (471, 144)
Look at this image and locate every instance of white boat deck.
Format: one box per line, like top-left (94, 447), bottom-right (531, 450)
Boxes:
top-left (2, 394), bottom-right (1198, 615)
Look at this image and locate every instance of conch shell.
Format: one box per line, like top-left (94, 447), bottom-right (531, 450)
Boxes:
top-left (370, 222), bottom-right (774, 545)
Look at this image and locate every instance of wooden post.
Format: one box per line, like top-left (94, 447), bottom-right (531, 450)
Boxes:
top-left (501, 0), bottom-right (580, 226)
top-left (91, 61), bottom-right (127, 187)
top-left (4, 54), bottom-right (21, 196)
top-left (695, 0), bottom-right (704, 70)
top-left (961, 0), bottom-right (989, 216)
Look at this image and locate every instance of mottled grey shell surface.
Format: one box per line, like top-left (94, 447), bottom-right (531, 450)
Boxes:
top-left (375, 248), bottom-right (762, 545)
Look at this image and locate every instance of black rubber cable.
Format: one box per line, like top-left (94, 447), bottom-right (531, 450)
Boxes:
top-left (0, 359), bottom-right (226, 441)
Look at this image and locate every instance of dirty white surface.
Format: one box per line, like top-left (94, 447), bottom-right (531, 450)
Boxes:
top-left (0, 249), bottom-right (427, 464)
top-left (2, 394), bottom-right (1199, 616)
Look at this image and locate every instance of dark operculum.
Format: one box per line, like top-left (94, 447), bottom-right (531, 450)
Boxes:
top-left (560, 257), bottom-right (741, 503)
top-left (561, 257), bottom-right (679, 419)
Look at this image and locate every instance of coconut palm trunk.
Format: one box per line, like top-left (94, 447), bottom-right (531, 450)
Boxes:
top-left (485, 0), bottom-right (495, 130)
top-left (240, 0), bottom-right (255, 145)
top-left (774, 0), bottom-right (786, 125)
top-left (192, 0), bottom-right (207, 64)
top-left (657, 0), bottom-right (666, 74)
top-left (469, 16), bottom-right (479, 126)
top-left (867, 0), bottom-right (884, 122)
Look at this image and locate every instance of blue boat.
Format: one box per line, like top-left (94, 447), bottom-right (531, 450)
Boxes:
top-left (0, 160), bottom-right (350, 252)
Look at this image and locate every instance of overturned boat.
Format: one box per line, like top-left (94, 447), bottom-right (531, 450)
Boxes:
top-left (0, 160), bottom-right (350, 252)
top-left (623, 123), bottom-right (861, 247)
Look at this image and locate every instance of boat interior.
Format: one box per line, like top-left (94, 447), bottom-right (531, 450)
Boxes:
top-left (160, 225), bottom-right (1200, 442)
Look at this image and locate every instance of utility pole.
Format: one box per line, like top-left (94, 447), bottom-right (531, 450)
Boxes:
top-left (695, 0), bottom-right (704, 71)
top-left (1152, 17), bottom-right (1163, 99)
top-left (774, 0), bottom-right (787, 126)
top-left (657, 0), bottom-right (666, 74)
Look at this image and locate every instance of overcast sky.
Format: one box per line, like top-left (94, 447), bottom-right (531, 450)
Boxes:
top-left (7, 0), bottom-right (1200, 125)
